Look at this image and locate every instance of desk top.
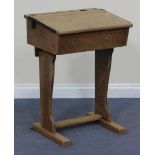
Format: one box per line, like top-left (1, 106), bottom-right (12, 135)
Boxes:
top-left (25, 8), bottom-right (132, 35)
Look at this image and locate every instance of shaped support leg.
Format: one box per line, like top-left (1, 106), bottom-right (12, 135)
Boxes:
top-left (95, 49), bottom-right (127, 134)
top-left (32, 49), bottom-right (71, 147)
top-left (39, 50), bottom-right (56, 132)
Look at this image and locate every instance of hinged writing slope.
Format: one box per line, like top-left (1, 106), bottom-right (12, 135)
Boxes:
top-left (25, 8), bottom-right (133, 54)
top-left (25, 8), bottom-right (132, 35)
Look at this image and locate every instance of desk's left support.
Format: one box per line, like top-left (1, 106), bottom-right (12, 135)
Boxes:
top-left (32, 48), bottom-right (71, 147)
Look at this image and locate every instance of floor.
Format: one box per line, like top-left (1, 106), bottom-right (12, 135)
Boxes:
top-left (14, 98), bottom-right (140, 155)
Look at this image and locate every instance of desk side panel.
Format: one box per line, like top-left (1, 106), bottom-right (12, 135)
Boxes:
top-left (26, 20), bottom-right (59, 55)
top-left (58, 28), bottom-right (129, 54)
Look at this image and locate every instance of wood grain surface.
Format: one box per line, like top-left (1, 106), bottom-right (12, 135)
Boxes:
top-left (25, 8), bottom-right (132, 35)
top-left (27, 20), bottom-right (59, 55)
top-left (27, 19), bottom-right (129, 55)
top-left (58, 28), bottom-right (129, 54)
top-left (39, 50), bottom-right (56, 132)
top-left (55, 114), bottom-right (102, 129)
top-left (95, 49), bottom-right (113, 121)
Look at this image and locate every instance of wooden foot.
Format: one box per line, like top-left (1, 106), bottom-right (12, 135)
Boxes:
top-left (32, 123), bottom-right (71, 147)
top-left (86, 112), bottom-right (127, 134)
top-left (98, 119), bottom-right (127, 135)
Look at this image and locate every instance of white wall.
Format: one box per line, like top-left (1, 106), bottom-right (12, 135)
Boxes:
top-left (15, 0), bottom-right (139, 87)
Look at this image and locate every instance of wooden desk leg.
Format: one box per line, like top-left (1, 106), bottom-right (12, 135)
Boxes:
top-left (95, 49), bottom-right (127, 134)
top-left (32, 49), bottom-right (71, 147)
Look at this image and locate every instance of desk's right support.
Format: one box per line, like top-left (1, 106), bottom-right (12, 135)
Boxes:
top-left (95, 48), bottom-right (127, 134)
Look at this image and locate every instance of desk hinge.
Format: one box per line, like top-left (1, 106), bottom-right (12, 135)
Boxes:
top-left (31, 20), bottom-right (36, 29)
top-left (34, 47), bottom-right (40, 57)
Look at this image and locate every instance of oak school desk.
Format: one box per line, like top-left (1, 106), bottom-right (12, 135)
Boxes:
top-left (24, 8), bottom-right (133, 147)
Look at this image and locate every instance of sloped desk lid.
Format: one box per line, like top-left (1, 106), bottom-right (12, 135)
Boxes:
top-left (25, 8), bottom-right (133, 35)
